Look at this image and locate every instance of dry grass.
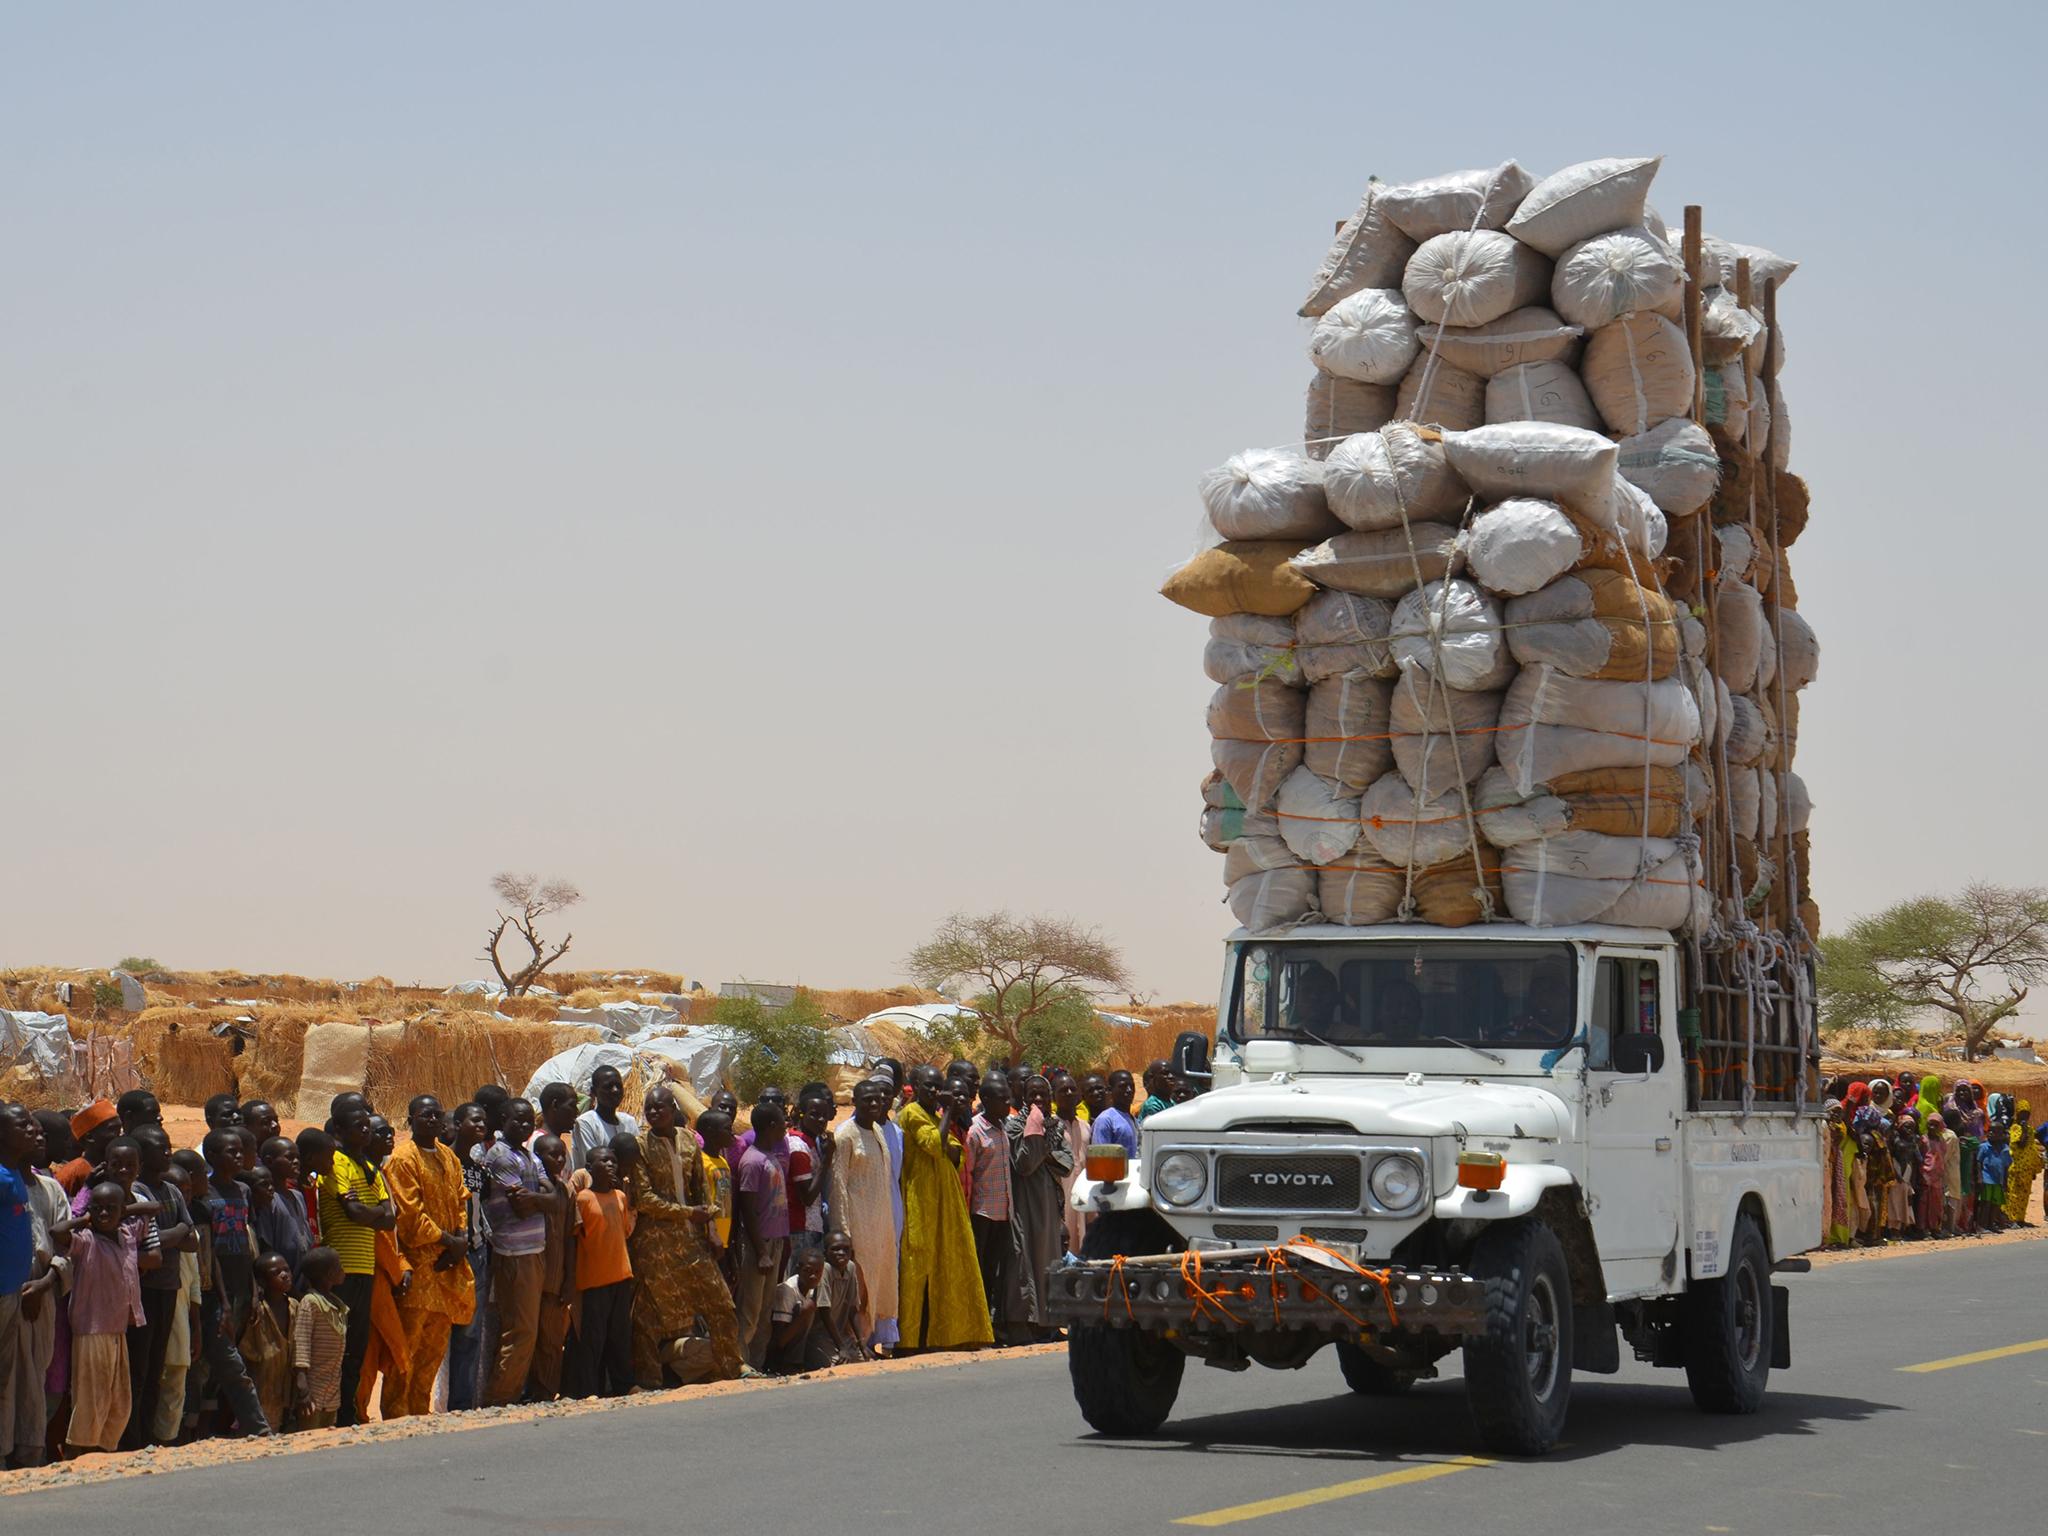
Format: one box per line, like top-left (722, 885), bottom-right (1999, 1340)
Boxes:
top-left (363, 1013), bottom-right (605, 1113)
top-left (127, 1006), bottom-right (241, 1105)
top-left (810, 985), bottom-right (943, 1022)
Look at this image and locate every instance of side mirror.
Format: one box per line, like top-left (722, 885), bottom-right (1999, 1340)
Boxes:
top-left (1173, 1030), bottom-right (1213, 1086)
top-left (1611, 1034), bottom-right (1666, 1075)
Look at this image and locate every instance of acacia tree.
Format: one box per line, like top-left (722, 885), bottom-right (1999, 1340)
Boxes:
top-left (482, 872), bottom-right (582, 996)
top-left (1819, 884), bottom-right (2048, 1060)
top-left (904, 911), bottom-right (1131, 1068)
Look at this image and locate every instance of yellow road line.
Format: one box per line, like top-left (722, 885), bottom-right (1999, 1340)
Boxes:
top-left (1898, 1337), bottom-right (2048, 1374)
top-left (1174, 1455), bottom-right (1493, 1526)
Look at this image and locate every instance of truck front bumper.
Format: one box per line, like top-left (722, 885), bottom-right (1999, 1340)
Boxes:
top-left (1044, 1248), bottom-right (1488, 1339)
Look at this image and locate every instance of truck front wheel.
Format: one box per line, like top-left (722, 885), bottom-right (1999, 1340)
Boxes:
top-left (1461, 1220), bottom-right (1574, 1454)
top-left (1067, 1211), bottom-right (1187, 1437)
top-left (1682, 1213), bottom-right (1772, 1414)
top-left (1334, 1340), bottom-right (1417, 1396)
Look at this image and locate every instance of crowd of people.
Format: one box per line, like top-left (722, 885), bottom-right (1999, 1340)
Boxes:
top-left (1822, 1071), bottom-right (2045, 1246)
top-left (0, 1055), bottom-right (1197, 1465)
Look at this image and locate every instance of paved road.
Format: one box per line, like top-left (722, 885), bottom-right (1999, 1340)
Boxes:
top-left (14, 1242), bottom-right (2045, 1532)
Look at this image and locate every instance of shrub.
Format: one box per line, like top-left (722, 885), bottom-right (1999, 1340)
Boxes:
top-left (714, 988), bottom-right (837, 1104)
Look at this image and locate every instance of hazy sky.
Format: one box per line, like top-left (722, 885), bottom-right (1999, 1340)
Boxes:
top-left (7, 4), bottom-right (2045, 1013)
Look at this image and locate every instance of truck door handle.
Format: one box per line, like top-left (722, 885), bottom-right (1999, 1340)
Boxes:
top-left (1654, 1137), bottom-right (1673, 1152)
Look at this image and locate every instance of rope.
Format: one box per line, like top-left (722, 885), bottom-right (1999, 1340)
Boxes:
top-left (1178, 1247), bottom-right (1247, 1328)
top-left (1100, 1253), bottom-right (1135, 1323)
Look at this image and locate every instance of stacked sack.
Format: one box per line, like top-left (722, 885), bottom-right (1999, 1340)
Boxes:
top-left (1167, 156), bottom-right (1819, 937)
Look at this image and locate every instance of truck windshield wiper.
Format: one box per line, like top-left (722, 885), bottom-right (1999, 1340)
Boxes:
top-left (1277, 1022), bottom-right (1365, 1062)
top-left (1434, 1036), bottom-right (1504, 1065)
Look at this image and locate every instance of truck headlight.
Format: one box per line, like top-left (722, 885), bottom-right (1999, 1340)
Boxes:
top-left (1369, 1153), bottom-right (1425, 1212)
top-left (1154, 1150), bottom-right (1208, 1207)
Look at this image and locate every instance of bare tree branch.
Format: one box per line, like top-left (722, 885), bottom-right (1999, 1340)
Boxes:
top-left (480, 872), bottom-right (584, 995)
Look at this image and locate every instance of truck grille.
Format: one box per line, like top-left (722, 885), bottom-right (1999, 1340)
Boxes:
top-left (1214, 1153), bottom-right (1361, 1212)
top-left (1212, 1222), bottom-right (1281, 1244)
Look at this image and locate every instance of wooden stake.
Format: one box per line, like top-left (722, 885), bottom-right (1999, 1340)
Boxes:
top-left (1684, 207), bottom-right (1705, 424)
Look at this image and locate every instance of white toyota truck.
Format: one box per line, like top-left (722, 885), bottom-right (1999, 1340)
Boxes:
top-left (1048, 923), bottom-right (1823, 1454)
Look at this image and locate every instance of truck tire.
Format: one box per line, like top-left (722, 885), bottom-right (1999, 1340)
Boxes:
top-left (1461, 1220), bottom-right (1574, 1455)
top-left (1334, 1340), bottom-right (1417, 1396)
top-left (1067, 1211), bottom-right (1187, 1437)
top-left (1682, 1213), bottom-right (1771, 1414)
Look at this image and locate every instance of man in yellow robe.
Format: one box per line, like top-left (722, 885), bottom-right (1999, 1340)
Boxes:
top-left (897, 1066), bottom-right (993, 1352)
top-left (383, 1095), bottom-right (475, 1418)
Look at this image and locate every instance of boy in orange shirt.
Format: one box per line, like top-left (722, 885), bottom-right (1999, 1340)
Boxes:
top-left (568, 1142), bottom-right (635, 1398)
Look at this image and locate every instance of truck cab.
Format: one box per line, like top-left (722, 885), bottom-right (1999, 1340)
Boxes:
top-left (1049, 923), bottom-right (1823, 1454)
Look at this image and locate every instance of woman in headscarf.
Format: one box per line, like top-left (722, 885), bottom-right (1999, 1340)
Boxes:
top-left (2003, 1102), bottom-right (2042, 1226)
top-left (1822, 1101), bottom-right (1852, 1247)
top-left (1917, 1074), bottom-right (1941, 1133)
top-left (1842, 1082), bottom-right (1871, 1239)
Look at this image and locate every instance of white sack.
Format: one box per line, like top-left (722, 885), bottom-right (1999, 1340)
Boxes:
top-left (1208, 679), bottom-right (1306, 742)
top-left (1777, 608), bottom-right (1820, 691)
top-left (1391, 579), bottom-right (1514, 691)
top-left (1276, 765), bottom-right (1363, 866)
top-left (1416, 306), bottom-right (1583, 379)
top-left (1200, 449), bottom-right (1338, 540)
top-left (1768, 376), bottom-right (1791, 471)
top-left (1322, 423), bottom-right (1469, 529)
top-left (1616, 417), bottom-right (1719, 516)
top-left (1583, 312), bottom-right (1696, 436)
top-left (1552, 228), bottom-right (1683, 330)
top-left (1309, 288), bottom-right (1420, 384)
top-left (1304, 673), bottom-right (1396, 790)
top-left (1380, 162), bottom-right (1534, 241)
top-left (1442, 422), bottom-right (1618, 519)
top-left (1713, 580), bottom-right (1765, 692)
top-left (1784, 770), bottom-right (1812, 835)
top-left (1301, 178), bottom-right (1418, 318)
top-left (1224, 831), bottom-right (1300, 885)
top-left (1360, 772), bottom-right (1475, 869)
top-left (1228, 866), bottom-right (1316, 929)
top-left (1463, 498), bottom-right (1587, 597)
top-left (1506, 155), bottom-right (1662, 257)
top-left (1293, 524), bottom-right (1464, 599)
top-left (1205, 619), bottom-right (1301, 686)
top-left (1485, 359), bottom-right (1602, 431)
top-left (1500, 830), bottom-right (1689, 928)
top-left (1390, 670), bottom-right (1502, 796)
top-left (1495, 666), bottom-right (1700, 789)
top-left (1305, 374), bottom-right (1397, 457)
top-left (1295, 590), bottom-right (1397, 682)
top-left (1212, 738), bottom-right (1301, 813)
top-left (1402, 231), bottom-right (1550, 327)
top-left (1700, 287), bottom-right (1765, 361)
top-left (1318, 850), bottom-right (1405, 925)
top-left (1723, 693), bottom-right (1769, 767)
top-left (1609, 476), bottom-right (1668, 561)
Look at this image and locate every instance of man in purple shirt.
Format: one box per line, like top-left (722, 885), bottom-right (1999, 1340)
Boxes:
top-left (1089, 1070), bottom-right (1141, 1158)
top-left (732, 1101), bottom-right (791, 1371)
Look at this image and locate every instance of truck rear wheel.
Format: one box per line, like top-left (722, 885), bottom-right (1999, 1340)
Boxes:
top-left (1683, 1213), bottom-right (1771, 1414)
top-left (1334, 1340), bottom-right (1417, 1396)
top-left (1067, 1211), bottom-right (1187, 1437)
top-left (1461, 1220), bottom-right (1573, 1455)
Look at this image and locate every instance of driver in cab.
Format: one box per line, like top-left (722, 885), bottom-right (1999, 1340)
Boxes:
top-left (1497, 971), bottom-right (1571, 1045)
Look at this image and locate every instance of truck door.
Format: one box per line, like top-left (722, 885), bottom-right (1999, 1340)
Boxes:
top-left (1581, 948), bottom-right (1683, 1271)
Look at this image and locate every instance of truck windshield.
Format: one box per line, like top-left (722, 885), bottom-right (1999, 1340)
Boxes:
top-left (1230, 940), bottom-right (1577, 1050)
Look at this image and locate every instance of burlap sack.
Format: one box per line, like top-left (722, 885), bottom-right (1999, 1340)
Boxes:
top-left (1494, 666), bottom-right (1699, 789)
top-left (1227, 866), bottom-right (1316, 930)
top-left (1317, 844), bottom-right (1405, 925)
top-left (1360, 772), bottom-right (1476, 869)
top-left (1475, 763), bottom-right (1686, 847)
top-left (296, 1022), bottom-right (374, 1125)
top-left (1409, 853), bottom-right (1505, 927)
top-left (1212, 738), bottom-right (1301, 814)
top-left (1162, 542), bottom-right (1319, 617)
